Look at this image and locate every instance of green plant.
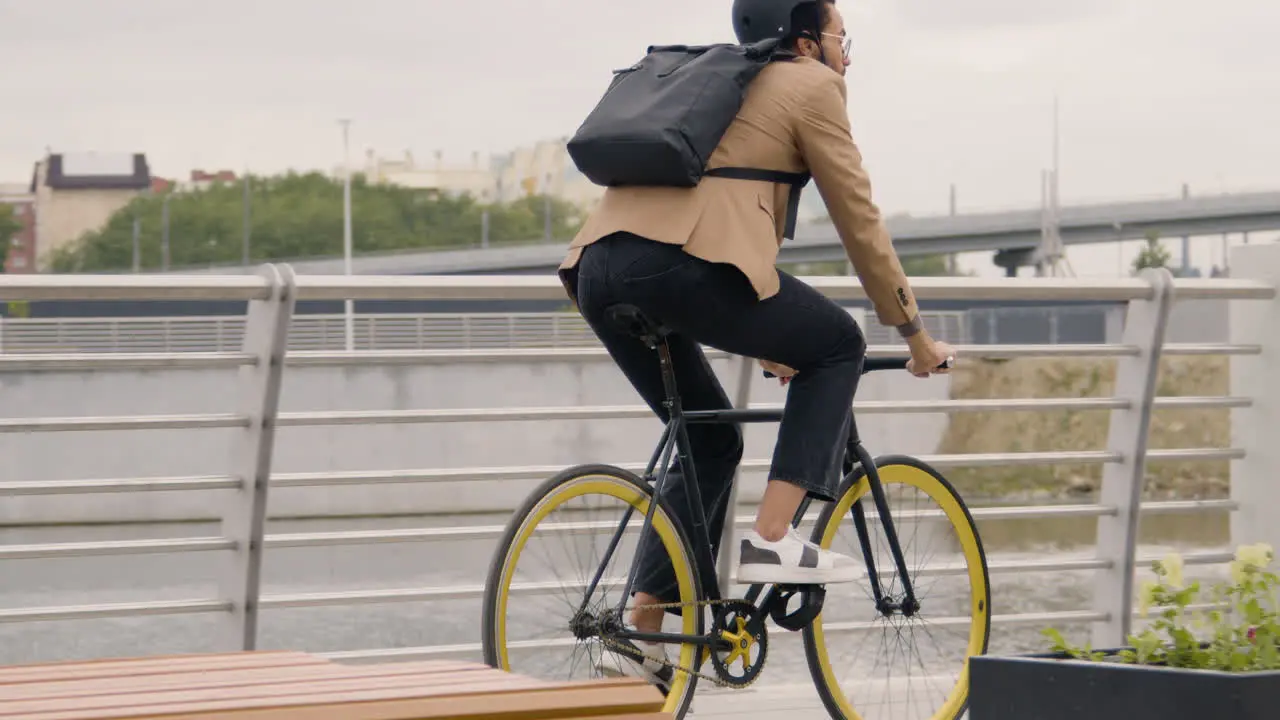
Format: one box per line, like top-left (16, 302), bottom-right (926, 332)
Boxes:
top-left (1042, 542), bottom-right (1280, 671)
top-left (1132, 230), bottom-right (1172, 273)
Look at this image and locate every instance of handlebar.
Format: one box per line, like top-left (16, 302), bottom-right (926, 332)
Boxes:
top-left (762, 355), bottom-right (954, 379)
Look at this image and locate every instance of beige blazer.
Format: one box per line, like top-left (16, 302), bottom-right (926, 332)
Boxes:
top-left (559, 56), bottom-right (919, 330)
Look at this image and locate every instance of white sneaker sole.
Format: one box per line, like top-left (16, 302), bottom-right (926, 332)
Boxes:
top-left (736, 563), bottom-right (860, 585)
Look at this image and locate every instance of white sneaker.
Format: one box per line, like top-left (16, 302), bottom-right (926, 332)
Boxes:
top-left (737, 526), bottom-right (861, 585)
top-left (596, 633), bottom-right (674, 696)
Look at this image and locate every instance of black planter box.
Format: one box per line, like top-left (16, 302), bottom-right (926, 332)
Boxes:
top-left (970, 652), bottom-right (1279, 720)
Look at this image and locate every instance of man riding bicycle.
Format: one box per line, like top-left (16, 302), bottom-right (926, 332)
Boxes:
top-left (557, 0), bottom-right (955, 689)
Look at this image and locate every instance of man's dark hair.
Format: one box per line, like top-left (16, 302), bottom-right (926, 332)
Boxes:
top-left (785, 0), bottom-right (835, 53)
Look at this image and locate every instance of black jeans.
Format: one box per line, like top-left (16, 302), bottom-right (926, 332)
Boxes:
top-left (572, 233), bottom-right (866, 606)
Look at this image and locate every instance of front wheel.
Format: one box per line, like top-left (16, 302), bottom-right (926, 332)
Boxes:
top-left (803, 456), bottom-right (991, 720)
top-left (481, 464), bottom-right (704, 719)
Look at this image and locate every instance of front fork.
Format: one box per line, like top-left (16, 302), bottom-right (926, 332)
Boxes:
top-left (849, 442), bottom-right (920, 616)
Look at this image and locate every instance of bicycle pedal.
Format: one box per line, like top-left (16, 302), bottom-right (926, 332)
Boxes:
top-left (766, 585), bottom-right (826, 631)
top-left (773, 583), bottom-right (829, 596)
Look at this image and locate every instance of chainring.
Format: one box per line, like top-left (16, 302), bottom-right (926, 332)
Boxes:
top-left (596, 597), bottom-right (768, 690)
top-left (707, 600), bottom-right (768, 688)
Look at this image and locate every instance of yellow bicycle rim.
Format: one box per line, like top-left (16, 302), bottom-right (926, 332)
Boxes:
top-left (809, 462), bottom-right (989, 720)
top-left (492, 473), bottom-right (700, 714)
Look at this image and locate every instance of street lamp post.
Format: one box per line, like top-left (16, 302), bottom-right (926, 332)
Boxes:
top-left (339, 118), bottom-right (354, 352)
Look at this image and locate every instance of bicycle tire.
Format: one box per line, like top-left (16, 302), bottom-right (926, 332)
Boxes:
top-left (803, 455), bottom-right (991, 720)
top-left (481, 463), bottom-right (704, 719)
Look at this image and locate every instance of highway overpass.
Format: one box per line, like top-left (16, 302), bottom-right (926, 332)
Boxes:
top-left (178, 189), bottom-right (1280, 276)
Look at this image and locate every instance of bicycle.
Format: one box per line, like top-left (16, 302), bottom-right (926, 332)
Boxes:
top-left (482, 304), bottom-right (991, 720)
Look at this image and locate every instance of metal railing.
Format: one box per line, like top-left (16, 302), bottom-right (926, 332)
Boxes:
top-left (0, 263), bottom-right (1276, 663)
top-left (0, 310), bottom-right (971, 353)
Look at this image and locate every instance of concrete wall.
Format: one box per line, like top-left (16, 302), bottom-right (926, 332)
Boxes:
top-left (1167, 298), bottom-right (1229, 344)
top-left (1230, 245), bottom-right (1280, 554)
top-left (0, 355), bottom-right (951, 526)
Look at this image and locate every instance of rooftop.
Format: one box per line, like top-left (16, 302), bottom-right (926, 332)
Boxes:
top-left (31, 152), bottom-right (152, 192)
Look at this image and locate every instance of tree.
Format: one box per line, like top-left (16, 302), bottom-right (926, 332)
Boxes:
top-left (1132, 230), bottom-right (1172, 274)
top-left (0, 204), bottom-right (19, 274)
top-left (48, 172), bottom-right (588, 273)
top-left (785, 253), bottom-right (954, 277)
top-left (902, 254), bottom-right (952, 276)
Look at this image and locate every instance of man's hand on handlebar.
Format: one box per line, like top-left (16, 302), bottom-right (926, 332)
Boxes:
top-left (906, 333), bottom-right (956, 378)
top-left (760, 346), bottom-right (955, 384)
top-left (759, 358), bottom-right (797, 386)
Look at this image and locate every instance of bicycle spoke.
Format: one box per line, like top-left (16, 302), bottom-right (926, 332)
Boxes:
top-left (805, 461), bottom-right (989, 720)
top-left (483, 467), bottom-right (703, 719)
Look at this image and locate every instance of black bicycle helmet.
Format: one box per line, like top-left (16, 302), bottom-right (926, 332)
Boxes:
top-left (731, 0), bottom-right (821, 44)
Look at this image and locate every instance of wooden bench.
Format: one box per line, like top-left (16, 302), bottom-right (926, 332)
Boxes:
top-left (0, 650), bottom-right (669, 719)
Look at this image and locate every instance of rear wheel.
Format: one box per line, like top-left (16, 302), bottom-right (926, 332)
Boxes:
top-left (804, 456), bottom-right (991, 720)
top-left (481, 464), bottom-right (704, 719)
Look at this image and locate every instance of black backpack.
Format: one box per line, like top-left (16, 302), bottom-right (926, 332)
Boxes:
top-left (566, 39), bottom-right (810, 240)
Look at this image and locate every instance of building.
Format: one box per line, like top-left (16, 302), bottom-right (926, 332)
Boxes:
top-left (347, 139), bottom-right (607, 211)
top-left (150, 170), bottom-right (240, 195)
top-left (341, 150), bottom-right (495, 201)
top-left (352, 137), bottom-right (836, 218)
top-left (29, 152), bottom-right (152, 269)
top-left (490, 138), bottom-right (604, 210)
top-left (184, 169), bottom-right (238, 191)
top-left (0, 184), bottom-right (37, 274)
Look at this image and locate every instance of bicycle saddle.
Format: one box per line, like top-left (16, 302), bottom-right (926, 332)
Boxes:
top-left (605, 304), bottom-right (671, 348)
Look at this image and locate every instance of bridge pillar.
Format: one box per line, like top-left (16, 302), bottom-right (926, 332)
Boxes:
top-left (1230, 244), bottom-right (1280, 556)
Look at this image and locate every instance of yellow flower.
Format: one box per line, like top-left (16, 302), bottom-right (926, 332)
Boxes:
top-left (1230, 560), bottom-right (1247, 585)
top-left (1237, 543), bottom-right (1274, 571)
top-left (1159, 552), bottom-right (1185, 589)
top-left (1229, 543), bottom-right (1274, 585)
top-left (1138, 580), bottom-right (1160, 618)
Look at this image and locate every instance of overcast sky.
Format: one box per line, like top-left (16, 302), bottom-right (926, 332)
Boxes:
top-left (1, 0), bottom-right (1276, 275)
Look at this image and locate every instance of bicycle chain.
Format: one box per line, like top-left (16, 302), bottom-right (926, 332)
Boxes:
top-left (596, 597), bottom-right (768, 690)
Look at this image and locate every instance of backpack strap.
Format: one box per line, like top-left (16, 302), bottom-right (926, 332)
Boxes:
top-left (704, 167), bottom-right (811, 240)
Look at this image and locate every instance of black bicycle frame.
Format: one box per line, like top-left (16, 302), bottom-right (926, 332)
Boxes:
top-left (579, 348), bottom-right (921, 648)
